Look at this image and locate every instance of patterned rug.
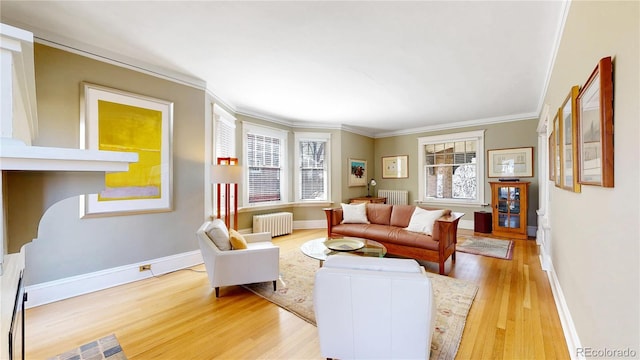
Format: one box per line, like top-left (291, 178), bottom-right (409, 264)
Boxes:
top-left (47, 334), bottom-right (126, 360)
top-left (244, 250), bottom-right (478, 360)
top-left (457, 235), bottom-right (515, 260)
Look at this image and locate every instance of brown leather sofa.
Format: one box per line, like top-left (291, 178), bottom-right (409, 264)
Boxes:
top-left (324, 203), bottom-right (464, 275)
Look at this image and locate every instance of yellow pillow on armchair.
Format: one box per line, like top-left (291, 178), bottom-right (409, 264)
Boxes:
top-left (229, 229), bottom-right (248, 250)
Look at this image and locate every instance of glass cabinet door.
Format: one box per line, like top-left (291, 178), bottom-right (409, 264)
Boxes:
top-left (496, 186), bottom-right (520, 229)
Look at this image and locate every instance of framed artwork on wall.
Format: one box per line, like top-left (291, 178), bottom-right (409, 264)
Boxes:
top-left (559, 85), bottom-right (581, 192)
top-left (487, 147), bottom-right (534, 178)
top-left (577, 56), bottom-right (614, 187)
top-left (348, 158), bottom-right (367, 187)
top-left (80, 82), bottom-right (174, 217)
top-left (554, 113), bottom-right (562, 188)
top-left (382, 155), bottom-right (408, 179)
top-left (548, 130), bottom-right (555, 182)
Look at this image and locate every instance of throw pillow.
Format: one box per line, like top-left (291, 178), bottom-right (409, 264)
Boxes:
top-left (405, 207), bottom-right (444, 236)
top-left (205, 219), bottom-right (231, 251)
top-left (340, 202), bottom-right (370, 224)
top-left (229, 229), bottom-right (248, 250)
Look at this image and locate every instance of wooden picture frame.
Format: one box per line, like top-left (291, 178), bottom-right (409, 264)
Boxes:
top-left (548, 129), bottom-right (555, 181)
top-left (348, 158), bottom-right (368, 187)
top-left (554, 112), bottom-right (562, 188)
top-left (487, 147), bottom-right (534, 178)
top-left (382, 155), bottom-right (408, 179)
top-left (577, 56), bottom-right (614, 187)
top-left (80, 83), bottom-right (174, 217)
top-left (559, 86), bottom-right (581, 192)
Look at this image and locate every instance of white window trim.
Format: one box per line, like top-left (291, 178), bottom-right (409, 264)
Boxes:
top-left (242, 121), bottom-right (289, 207)
top-left (294, 132), bottom-right (331, 203)
top-left (210, 104), bottom-right (237, 217)
top-left (417, 130), bottom-right (485, 207)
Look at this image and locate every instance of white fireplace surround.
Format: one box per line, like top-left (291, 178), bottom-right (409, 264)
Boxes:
top-left (0, 23), bottom-right (137, 360)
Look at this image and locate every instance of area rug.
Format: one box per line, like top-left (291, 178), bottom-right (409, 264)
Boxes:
top-left (47, 334), bottom-right (127, 360)
top-left (243, 250), bottom-right (478, 360)
top-left (457, 234), bottom-right (515, 260)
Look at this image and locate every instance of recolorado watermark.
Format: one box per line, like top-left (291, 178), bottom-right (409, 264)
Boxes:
top-left (577, 347), bottom-right (637, 358)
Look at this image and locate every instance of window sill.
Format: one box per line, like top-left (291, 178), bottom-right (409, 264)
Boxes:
top-left (238, 201), bottom-right (333, 213)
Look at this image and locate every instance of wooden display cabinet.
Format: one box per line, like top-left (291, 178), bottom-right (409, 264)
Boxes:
top-left (490, 181), bottom-right (530, 240)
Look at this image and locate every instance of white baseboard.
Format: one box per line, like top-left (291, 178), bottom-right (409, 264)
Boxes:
top-left (294, 219), bottom-right (326, 229)
top-left (465, 219), bottom-right (538, 239)
top-left (546, 260), bottom-right (583, 360)
top-left (25, 250), bottom-right (203, 309)
top-left (459, 219), bottom-right (474, 230)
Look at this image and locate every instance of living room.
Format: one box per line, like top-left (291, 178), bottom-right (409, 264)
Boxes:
top-left (1, 1), bottom-right (638, 359)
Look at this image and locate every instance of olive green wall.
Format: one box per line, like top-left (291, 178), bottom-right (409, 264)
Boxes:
top-left (374, 119), bottom-right (540, 226)
top-left (541, 1), bottom-right (638, 351)
top-left (341, 131), bottom-right (376, 202)
top-left (16, 44), bottom-right (207, 285)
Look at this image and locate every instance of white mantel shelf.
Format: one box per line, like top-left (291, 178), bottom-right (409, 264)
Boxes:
top-left (1, 143), bottom-right (138, 171)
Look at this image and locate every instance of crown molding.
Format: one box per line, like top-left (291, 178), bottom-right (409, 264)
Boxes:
top-left (5, 20), bottom-right (207, 90)
top-left (235, 108), bottom-right (375, 137)
top-left (535, 0), bottom-right (572, 117)
top-left (373, 111), bottom-right (539, 138)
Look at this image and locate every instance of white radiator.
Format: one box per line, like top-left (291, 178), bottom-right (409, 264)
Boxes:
top-left (378, 190), bottom-right (408, 205)
top-left (253, 212), bottom-right (293, 237)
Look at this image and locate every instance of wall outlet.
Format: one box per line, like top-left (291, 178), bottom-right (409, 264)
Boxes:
top-left (139, 264), bottom-right (151, 272)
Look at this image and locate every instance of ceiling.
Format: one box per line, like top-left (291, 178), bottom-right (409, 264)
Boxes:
top-left (1, 1), bottom-right (568, 137)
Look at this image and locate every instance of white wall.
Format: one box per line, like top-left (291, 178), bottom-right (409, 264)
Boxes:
top-left (543, 1), bottom-right (639, 354)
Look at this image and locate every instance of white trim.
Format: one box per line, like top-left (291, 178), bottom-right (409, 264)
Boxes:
top-left (294, 219), bottom-right (326, 229)
top-left (294, 132), bottom-right (331, 203)
top-left (34, 36), bottom-right (206, 90)
top-left (458, 219), bottom-right (474, 230)
top-left (534, 0), bottom-right (572, 117)
top-left (417, 130), bottom-right (486, 207)
top-left (546, 259), bottom-right (583, 360)
top-left (375, 112), bottom-right (537, 138)
top-left (242, 121), bottom-right (289, 207)
top-left (25, 250), bottom-right (203, 309)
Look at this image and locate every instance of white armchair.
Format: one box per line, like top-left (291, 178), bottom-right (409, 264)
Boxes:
top-left (197, 219), bottom-right (279, 297)
top-left (314, 255), bottom-right (436, 360)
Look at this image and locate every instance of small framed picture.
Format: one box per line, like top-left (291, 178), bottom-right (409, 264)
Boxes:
top-left (382, 155), bottom-right (408, 179)
top-left (577, 56), bottom-right (614, 187)
top-left (348, 158), bottom-right (367, 187)
top-left (487, 147), bottom-right (534, 178)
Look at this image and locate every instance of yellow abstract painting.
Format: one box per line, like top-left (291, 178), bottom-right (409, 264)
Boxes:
top-left (97, 100), bottom-right (162, 201)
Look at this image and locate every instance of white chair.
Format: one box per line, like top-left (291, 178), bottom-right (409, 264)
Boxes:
top-left (196, 219), bottom-right (279, 297)
top-left (314, 255), bottom-right (436, 360)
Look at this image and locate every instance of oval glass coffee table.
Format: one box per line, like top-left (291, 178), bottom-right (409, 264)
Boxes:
top-left (300, 237), bottom-right (387, 266)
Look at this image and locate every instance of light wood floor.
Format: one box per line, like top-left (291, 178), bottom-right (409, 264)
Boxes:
top-left (25, 229), bottom-right (569, 359)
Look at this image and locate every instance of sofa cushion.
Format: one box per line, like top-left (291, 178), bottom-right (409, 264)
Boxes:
top-left (390, 205), bottom-right (417, 227)
top-left (366, 204), bottom-right (393, 225)
top-left (229, 229), bottom-right (248, 250)
top-left (205, 219), bottom-right (231, 251)
top-left (405, 207), bottom-right (445, 236)
top-left (341, 203), bottom-right (370, 224)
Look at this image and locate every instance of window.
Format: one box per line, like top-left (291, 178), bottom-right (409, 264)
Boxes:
top-left (295, 132), bottom-right (331, 202)
top-left (417, 130), bottom-right (485, 206)
top-left (214, 104), bottom-right (236, 159)
top-left (243, 123), bottom-right (288, 206)
top-left (213, 104), bottom-right (236, 217)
